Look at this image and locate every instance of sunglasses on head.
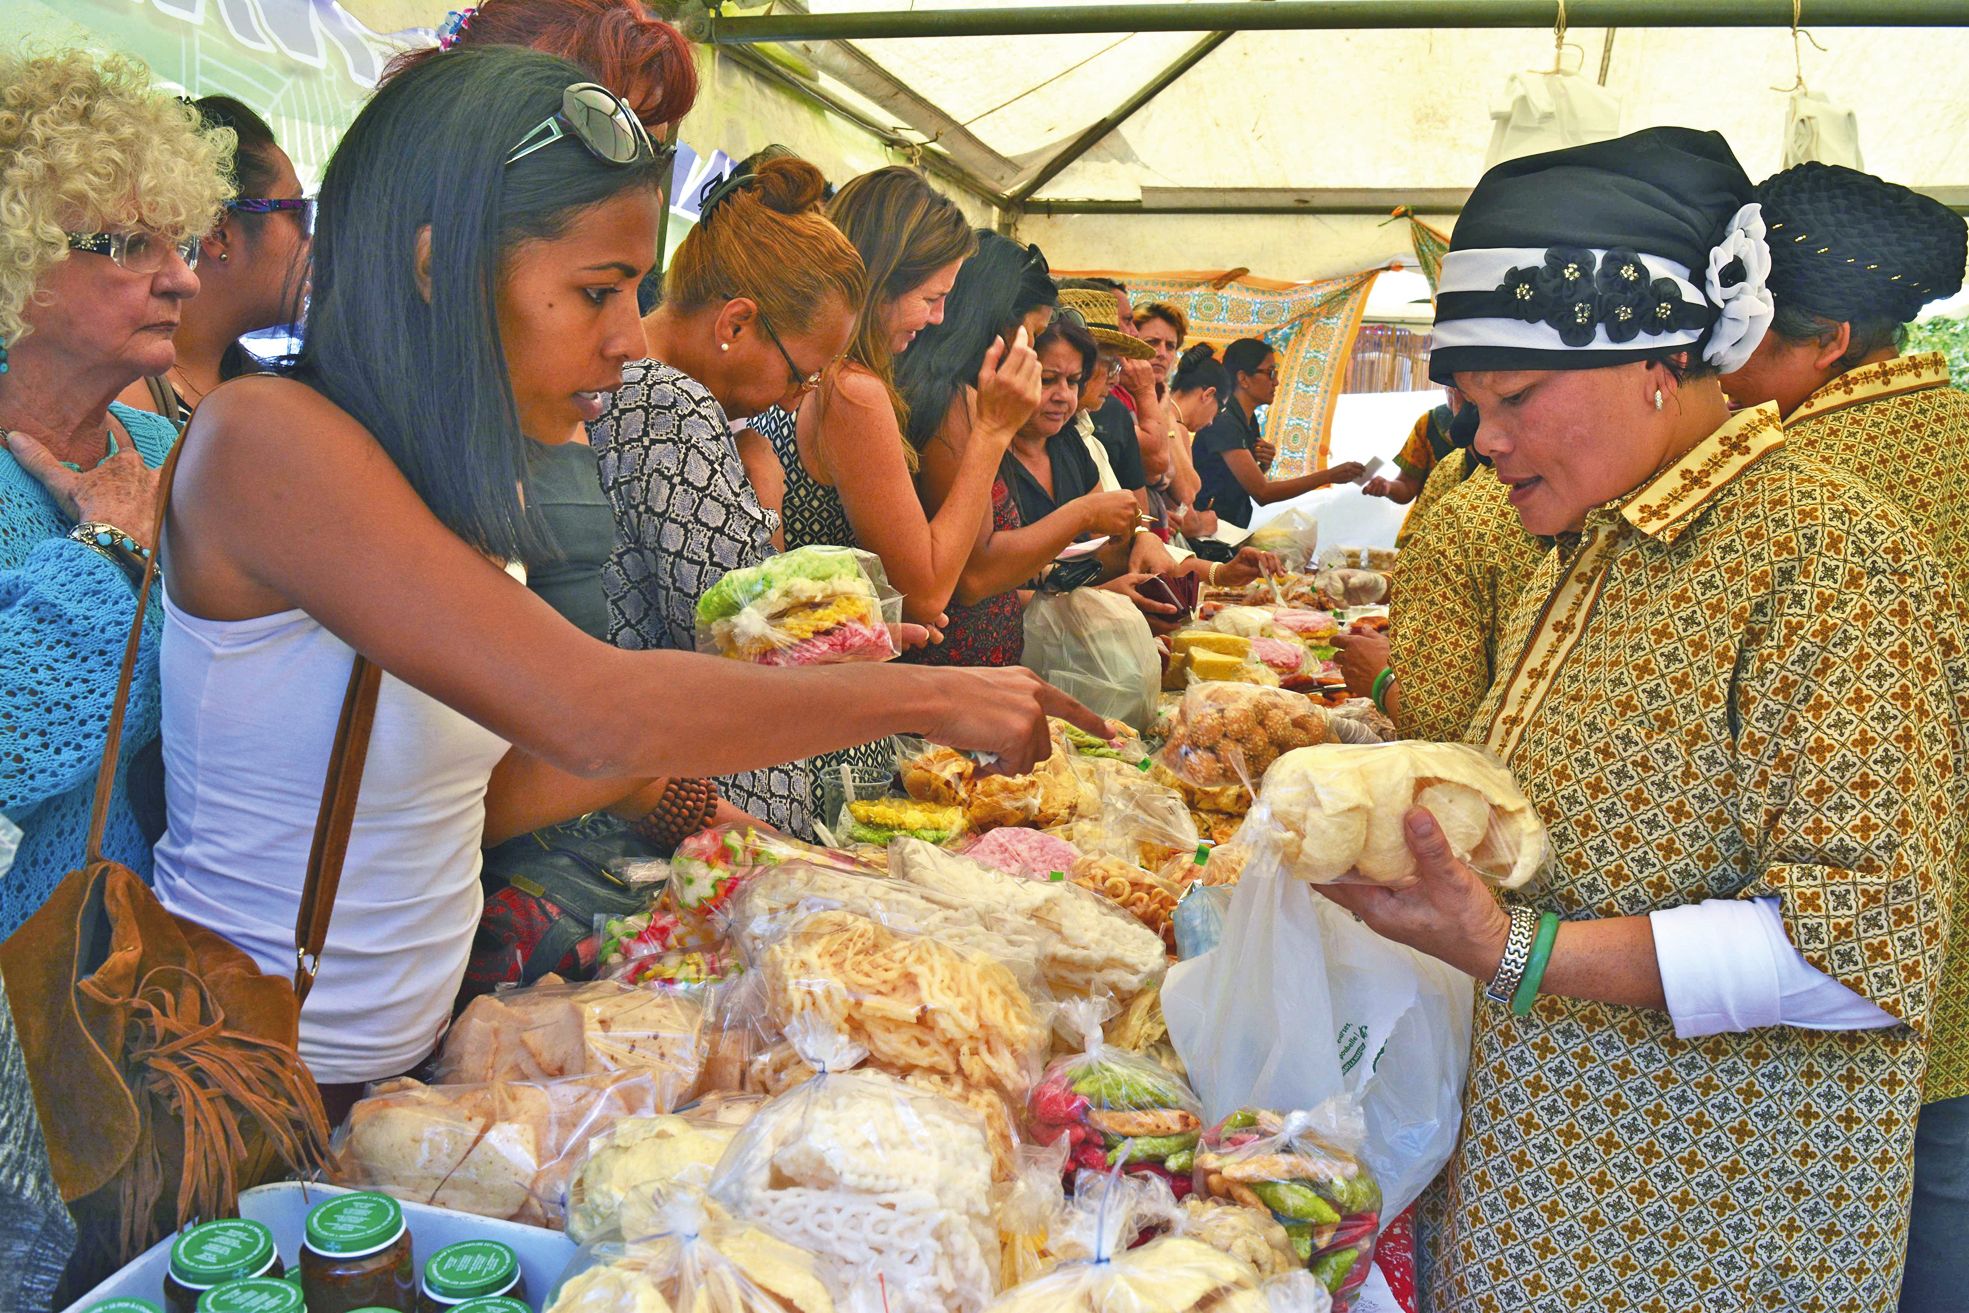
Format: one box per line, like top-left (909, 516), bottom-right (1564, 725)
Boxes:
top-left (506, 82), bottom-right (662, 169)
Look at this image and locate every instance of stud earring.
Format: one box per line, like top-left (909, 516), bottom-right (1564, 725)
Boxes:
top-left (720, 342), bottom-right (730, 353)
top-left (217, 252), bottom-right (228, 263)
top-left (1653, 389), bottom-right (1664, 411)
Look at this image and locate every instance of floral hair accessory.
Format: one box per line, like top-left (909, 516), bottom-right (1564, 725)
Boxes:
top-left (1701, 202), bottom-right (1774, 372)
top-left (436, 8), bottom-right (477, 51)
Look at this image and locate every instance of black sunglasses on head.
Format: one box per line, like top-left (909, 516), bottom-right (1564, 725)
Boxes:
top-left (506, 83), bottom-right (662, 169)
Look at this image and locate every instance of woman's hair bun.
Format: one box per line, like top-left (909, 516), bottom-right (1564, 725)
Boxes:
top-left (749, 155), bottom-right (829, 216)
top-left (1179, 341), bottom-right (1217, 367)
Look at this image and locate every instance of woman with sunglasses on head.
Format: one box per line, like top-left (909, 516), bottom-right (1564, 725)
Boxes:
top-left (115, 97), bottom-right (311, 426)
top-left (595, 157), bottom-right (871, 835)
top-left (1189, 338), bottom-right (1364, 540)
top-left (153, 49), bottom-right (1097, 1107)
top-left (764, 167), bottom-right (1041, 629)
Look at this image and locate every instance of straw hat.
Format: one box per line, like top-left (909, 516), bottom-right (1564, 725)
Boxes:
top-left (1056, 288), bottom-right (1156, 360)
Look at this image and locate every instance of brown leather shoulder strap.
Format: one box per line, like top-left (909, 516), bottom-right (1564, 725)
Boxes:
top-left (84, 439), bottom-right (185, 865)
top-left (294, 655), bottom-right (381, 1001)
top-left (76, 423), bottom-right (379, 1002)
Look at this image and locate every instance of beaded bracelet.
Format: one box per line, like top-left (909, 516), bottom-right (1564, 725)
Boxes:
top-left (69, 521), bottom-right (150, 583)
top-left (630, 778), bottom-right (719, 852)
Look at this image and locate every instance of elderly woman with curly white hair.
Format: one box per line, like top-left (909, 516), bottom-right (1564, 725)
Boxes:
top-left (0, 52), bottom-right (226, 1306)
top-left (0, 45), bottom-right (231, 929)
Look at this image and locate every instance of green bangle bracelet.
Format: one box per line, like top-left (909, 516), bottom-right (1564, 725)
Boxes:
top-left (1370, 667), bottom-right (1395, 712)
top-left (1511, 911), bottom-right (1560, 1016)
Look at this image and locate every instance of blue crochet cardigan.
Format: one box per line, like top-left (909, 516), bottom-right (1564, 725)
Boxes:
top-left (0, 403), bottom-right (177, 939)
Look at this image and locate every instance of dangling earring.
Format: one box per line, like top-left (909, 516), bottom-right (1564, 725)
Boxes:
top-left (1653, 388), bottom-right (1664, 412)
top-left (0, 335), bottom-right (8, 375)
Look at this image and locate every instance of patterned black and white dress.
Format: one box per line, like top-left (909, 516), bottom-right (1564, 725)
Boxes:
top-left (592, 362), bottom-right (812, 831)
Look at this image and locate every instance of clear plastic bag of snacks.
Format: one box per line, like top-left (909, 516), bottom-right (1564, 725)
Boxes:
top-left (331, 1071), bottom-right (668, 1227)
top-left (1069, 853), bottom-right (1183, 952)
top-left (546, 1181), bottom-right (837, 1312)
top-left (1028, 999), bottom-right (1204, 1195)
top-left (709, 1020), bottom-right (1001, 1313)
top-left (1254, 741), bottom-right (1548, 889)
top-left (695, 544), bottom-right (900, 666)
top-left (1192, 1103), bottom-right (1380, 1310)
top-left (1056, 755), bottom-right (1199, 870)
top-left (563, 1100), bottom-right (764, 1245)
top-left (985, 1166), bottom-right (1263, 1312)
top-left (1157, 684), bottom-right (1331, 792)
top-left (753, 903), bottom-right (1051, 1105)
top-left (888, 838), bottom-right (1166, 1005)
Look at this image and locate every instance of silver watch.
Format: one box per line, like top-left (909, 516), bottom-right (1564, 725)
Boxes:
top-left (1485, 906), bottom-right (1540, 1005)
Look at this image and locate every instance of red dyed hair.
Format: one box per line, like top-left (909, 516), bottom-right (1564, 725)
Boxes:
top-left (384, 0), bottom-right (697, 132)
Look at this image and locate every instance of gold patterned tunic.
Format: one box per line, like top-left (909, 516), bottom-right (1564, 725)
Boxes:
top-left (1388, 463), bottom-right (1549, 743)
top-left (1781, 352), bottom-right (1969, 1102)
top-left (1423, 405), bottom-right (1969, 1312)
top-left (1397, 437), bottom-right (1467, 549)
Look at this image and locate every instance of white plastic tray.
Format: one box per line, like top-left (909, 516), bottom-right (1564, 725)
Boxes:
top-left (63, 1181), bottom-right (578, 1312)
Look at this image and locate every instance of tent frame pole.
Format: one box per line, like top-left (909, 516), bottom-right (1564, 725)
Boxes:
top-left (1007, 30), bottom-right (1234, 205)
top-left (709, 0), bottom-right (1969, 44)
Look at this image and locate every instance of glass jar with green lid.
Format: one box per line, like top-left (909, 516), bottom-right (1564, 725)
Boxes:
top-left (419, 1240), bottom-right (525, 1312)
top-left (193, 1276), bottom-right (306, 1313)
top-left (451, 1300), bottom-right (531, 1313)
top-left (300, 1192), bottom-right (417, 1312)
top-left (85, 1300), bottom-right (163, 1313)
top-left (163, 1219), bottom-right (283, 1313)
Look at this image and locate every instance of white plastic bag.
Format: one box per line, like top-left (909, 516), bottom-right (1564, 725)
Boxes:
top-left (1246, 506), bottom-right (1320, 572)
top-left (1161, 846), bottom-right (1472, 1219)
top-left (1024, 588), bottom-right (1160, 732)
top-left (1484, 67), bottom-right (1622, 168)
top-left (1784, 88), bottom-right (1864, 169)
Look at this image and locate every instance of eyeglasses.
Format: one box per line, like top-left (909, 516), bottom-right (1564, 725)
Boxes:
top-left (1253, 366), bottom-right (1280, 379)
top-left (757, 310), bottom-right (826, 400)
top-left (65, 230), bottom-right (199, 274)
top-left (228, 196), bottom-right (316, 237)
top-left (506, 82), bottom-right (657, 169)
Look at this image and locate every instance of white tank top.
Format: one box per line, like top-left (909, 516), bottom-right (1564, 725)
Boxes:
top-left (153, 592), bottom-right (510, 1084)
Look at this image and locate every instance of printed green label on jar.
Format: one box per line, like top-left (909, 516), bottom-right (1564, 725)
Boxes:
top-left (170, 1220), bottom-right (277, 1285)
top-left (85, 1300), bottom-right (164, 1313)
top-left (451, 1300), bottom-right (531, 1313)
top-left (306, 1191), bottom-right (406, 1256)
top-left (194, 1277), bottom-right (306, 1313)
top-left (422, 1241), bottom-right (519, 1300)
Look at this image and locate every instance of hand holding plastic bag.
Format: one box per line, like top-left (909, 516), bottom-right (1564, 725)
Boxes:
top-left (1161, 837), bottom-right (1472, 1221)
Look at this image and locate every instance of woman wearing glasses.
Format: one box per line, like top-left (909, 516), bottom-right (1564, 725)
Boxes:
top-left (595, 157), bottom-right (872, 835)
top-left (154, 50), bottom-right (1094, 1104)
top-left (116, 97), bottom-right (311, 425)
top-left (1190, 337), bottom-right (1364, 535)
top-left (0, 47), bottom-right (231, 939)
top-left (0, 44), bottom-right (231, 1305)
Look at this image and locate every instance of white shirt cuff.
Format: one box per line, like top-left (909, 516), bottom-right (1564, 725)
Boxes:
top-left (1649, 897), bottom-right (1898, 1039)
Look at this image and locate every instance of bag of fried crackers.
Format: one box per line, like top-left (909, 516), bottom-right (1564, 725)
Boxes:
top-left (985, 1165), bottom-right (1266, 1313)
top-left (564, 1098), bottom-right (766, 1245)
top-left (432, 976), bottom-right (707, 1112)
top-left (1157, 683), bottom-right (1331, 792)
top-left (545, 1179), bottom-right (837, 1313)
top-left (709, 1018), bottom-right (1001, 1313)
top-left (1192, 1102), bottom-right (1380, 1310)
top-left (1027, 998), bottom-right (1204, 1198)
top-left (1055, 754), bottom-right (1199, 871)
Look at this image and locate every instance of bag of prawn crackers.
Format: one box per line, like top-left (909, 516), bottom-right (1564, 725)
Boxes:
top-left (1027, 998), bottom-right (1203, 1197)
top-left (1192, 1101), bottom-right (1381, 1310)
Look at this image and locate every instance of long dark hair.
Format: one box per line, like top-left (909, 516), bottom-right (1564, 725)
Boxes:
top-left (291, 46), bottom-right (666, 560)
top-left (1221, 337), bottom-right (1273, 393)
top-left (895, 231), bottom-right (1056, 450)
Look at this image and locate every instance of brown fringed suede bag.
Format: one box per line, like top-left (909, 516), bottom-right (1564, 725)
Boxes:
top-left (0, 438), bottom-right (380, 1270)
